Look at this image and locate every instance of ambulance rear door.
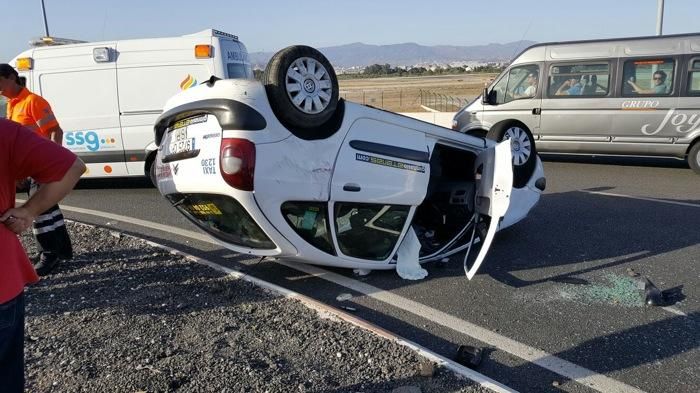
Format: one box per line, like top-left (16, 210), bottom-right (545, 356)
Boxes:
top-left (116, 36), bottom-right (215, 176)
top-left (34, 43), bottom-right (128, 177)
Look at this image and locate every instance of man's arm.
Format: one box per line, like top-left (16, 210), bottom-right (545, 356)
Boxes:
top-left (47, 125), bottom-right (63, 145)
top-left (0, 158), bottom-right (85, 234)
top-left (556, 81), bottom-right (571, 95)
top-left (626, 79), bottom-right (651, 94)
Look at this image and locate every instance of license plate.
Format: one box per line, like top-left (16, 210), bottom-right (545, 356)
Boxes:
top-left (167, 127), bottom-right (195, 156)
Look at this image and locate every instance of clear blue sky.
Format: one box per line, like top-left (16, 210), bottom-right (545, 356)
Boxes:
top-left (2, 0), bottom-right (698, 62)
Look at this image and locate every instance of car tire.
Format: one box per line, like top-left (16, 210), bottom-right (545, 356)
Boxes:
top-left (486, 121), bottom-right (537, 189)
top-left (263, 45), bottom-right (339, 130)
top-left (689, 142), bottom-right (700, 175)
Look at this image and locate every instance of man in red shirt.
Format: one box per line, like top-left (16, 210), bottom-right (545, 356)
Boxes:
top-left (0, 119), bottom-right (85, 392)
top-left (0, 63), bottom-right (73, 275)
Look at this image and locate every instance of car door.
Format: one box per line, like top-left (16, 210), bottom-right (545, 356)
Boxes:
top-left (329, 118), bottom-right (430, 263)
top-left (464, 140), bottom-right (513, 279)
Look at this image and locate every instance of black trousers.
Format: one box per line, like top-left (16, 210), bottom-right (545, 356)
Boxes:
top-left (28, 180), bottom-right (73, 259)
top-left (0, 293), bottom-right (25, 393)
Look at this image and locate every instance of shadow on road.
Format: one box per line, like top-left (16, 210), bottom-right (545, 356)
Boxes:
top-left (483, 190), bottom-right (699, 288)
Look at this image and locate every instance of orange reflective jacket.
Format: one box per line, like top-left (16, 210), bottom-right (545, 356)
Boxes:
top-left (6, 88), bottom-right (59, 138)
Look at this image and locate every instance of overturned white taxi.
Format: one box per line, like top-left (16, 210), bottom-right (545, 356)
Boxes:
top-left (153, 45), bottom-right (545, 279)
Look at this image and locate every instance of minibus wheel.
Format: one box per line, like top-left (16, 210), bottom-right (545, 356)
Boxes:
top-left (689, 142), bottom-right (700, 174)
top-left (487, 121), bottom-right (537, 188)
top-left (264, 45), bottom-right (339, 130)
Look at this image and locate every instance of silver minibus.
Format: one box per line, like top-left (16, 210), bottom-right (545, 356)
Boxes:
top-left (453, 33), bottom-right (700, 178)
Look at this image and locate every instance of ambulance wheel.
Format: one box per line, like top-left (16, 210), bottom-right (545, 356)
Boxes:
top-left (689, 141), bottom-right (700, 175)
top-left (264, 45), bottom-right (339, 130)
top-left (147, 156), bottom-right (157, 187)
top-left (487, 121), bottom-right (537, 189)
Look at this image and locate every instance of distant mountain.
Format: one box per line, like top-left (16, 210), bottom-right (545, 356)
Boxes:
top-left (249, 40), bottom-right (537, 69)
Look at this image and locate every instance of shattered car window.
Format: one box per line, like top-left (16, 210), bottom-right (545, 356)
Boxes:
top-left (334, 203), bottom-right (410, 261)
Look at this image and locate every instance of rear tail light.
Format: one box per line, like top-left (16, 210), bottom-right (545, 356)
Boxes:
top-left (220, 138), bottom-right (255, 191)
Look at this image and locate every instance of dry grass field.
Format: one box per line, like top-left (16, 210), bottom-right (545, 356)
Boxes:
top-left (338, 73), bottom-right (497, 112)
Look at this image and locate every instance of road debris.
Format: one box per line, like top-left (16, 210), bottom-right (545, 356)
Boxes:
top-left (336, 293), bottom-right (353, 302)
top-left (454, 345), bottom-right (483, 369)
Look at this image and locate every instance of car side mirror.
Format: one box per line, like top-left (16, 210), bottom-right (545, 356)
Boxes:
top-left (481, 88), bottom-right (489, 104)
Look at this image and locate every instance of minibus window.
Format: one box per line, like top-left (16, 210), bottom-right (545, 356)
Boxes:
top-left (490, 74), bottom-right (508, 105)
top-left (548, 63), bottom-right (609, 97)
top-left (688, 59), bottom-right (700, 95)
top-left (622, 58), bottom-right (675, 96)
top-left (504, 65), bottom-right (539, 103)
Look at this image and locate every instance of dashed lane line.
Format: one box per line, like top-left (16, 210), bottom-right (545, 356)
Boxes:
top-left (28, 201), bottom-right (648, 393)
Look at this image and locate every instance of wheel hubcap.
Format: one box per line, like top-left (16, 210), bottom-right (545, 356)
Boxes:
top-left (503, 127), bottom-right (532, 166)
top-left (303, 79), bottom-right (316, 93)
top-left (286, 57), bottom-right (333, 114)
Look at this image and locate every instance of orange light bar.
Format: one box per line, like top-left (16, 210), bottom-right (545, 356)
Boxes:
top-left (195, 45), bottom-right (213, 59)
top-left (16, 57), bottom-right (33, 71)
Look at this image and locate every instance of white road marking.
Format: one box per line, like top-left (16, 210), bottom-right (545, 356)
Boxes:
top-left (275, 261), bottom-right (646, 393)
top-left (15, 200), bottom-right (219, 245)
top-left (661, 307), bottom-right (688, 316)
top-left (35, 201), bottom-right (647, 393)
top-left (582, 190), bottom-right (700, 209)
top-left (136, 235), bottom-right (519, 393)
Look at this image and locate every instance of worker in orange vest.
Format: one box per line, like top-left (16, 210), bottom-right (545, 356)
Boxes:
top-left (0, 63), bottom-right (74, 276)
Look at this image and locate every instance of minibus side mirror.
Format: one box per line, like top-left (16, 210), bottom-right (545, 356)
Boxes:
top-left (483, 88), bottom-right (497, 105)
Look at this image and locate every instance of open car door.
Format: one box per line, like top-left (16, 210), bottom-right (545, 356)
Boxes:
top-left (464, 140), bottom-right (513, 279)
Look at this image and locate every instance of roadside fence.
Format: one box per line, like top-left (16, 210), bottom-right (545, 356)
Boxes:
top-left (339, 89), bottom-right (410, 111)
top-left (419, 90), bottom-right (472, 112)
top-left (338, 89), bottom-right (474, 113)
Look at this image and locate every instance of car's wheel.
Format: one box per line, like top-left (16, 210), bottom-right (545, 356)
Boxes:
top-left (263, 45), bottom-right (339, 130)
top-left (689, 141), bottom-right (700, 175)
top-left (486, 121), bottom-right (537, 188)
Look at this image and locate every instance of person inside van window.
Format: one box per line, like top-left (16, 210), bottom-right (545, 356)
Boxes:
top-left (583, 74), bottom-right (598, 95)
top-left (627, 70), bottom-right (668, 94)
top-left (555, 76), bottom-right (583, 95)
top-left (513, 72), bottom-right (538, 99)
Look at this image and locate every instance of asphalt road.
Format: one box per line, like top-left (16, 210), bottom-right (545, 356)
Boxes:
top-left (54, 158), bottom-right (699, 393)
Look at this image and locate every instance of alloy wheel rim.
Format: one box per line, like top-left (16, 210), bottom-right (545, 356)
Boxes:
top-left (503, 127), bottom-right (532, 166)
top-left (285, 57), bottom-right (333, 114)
